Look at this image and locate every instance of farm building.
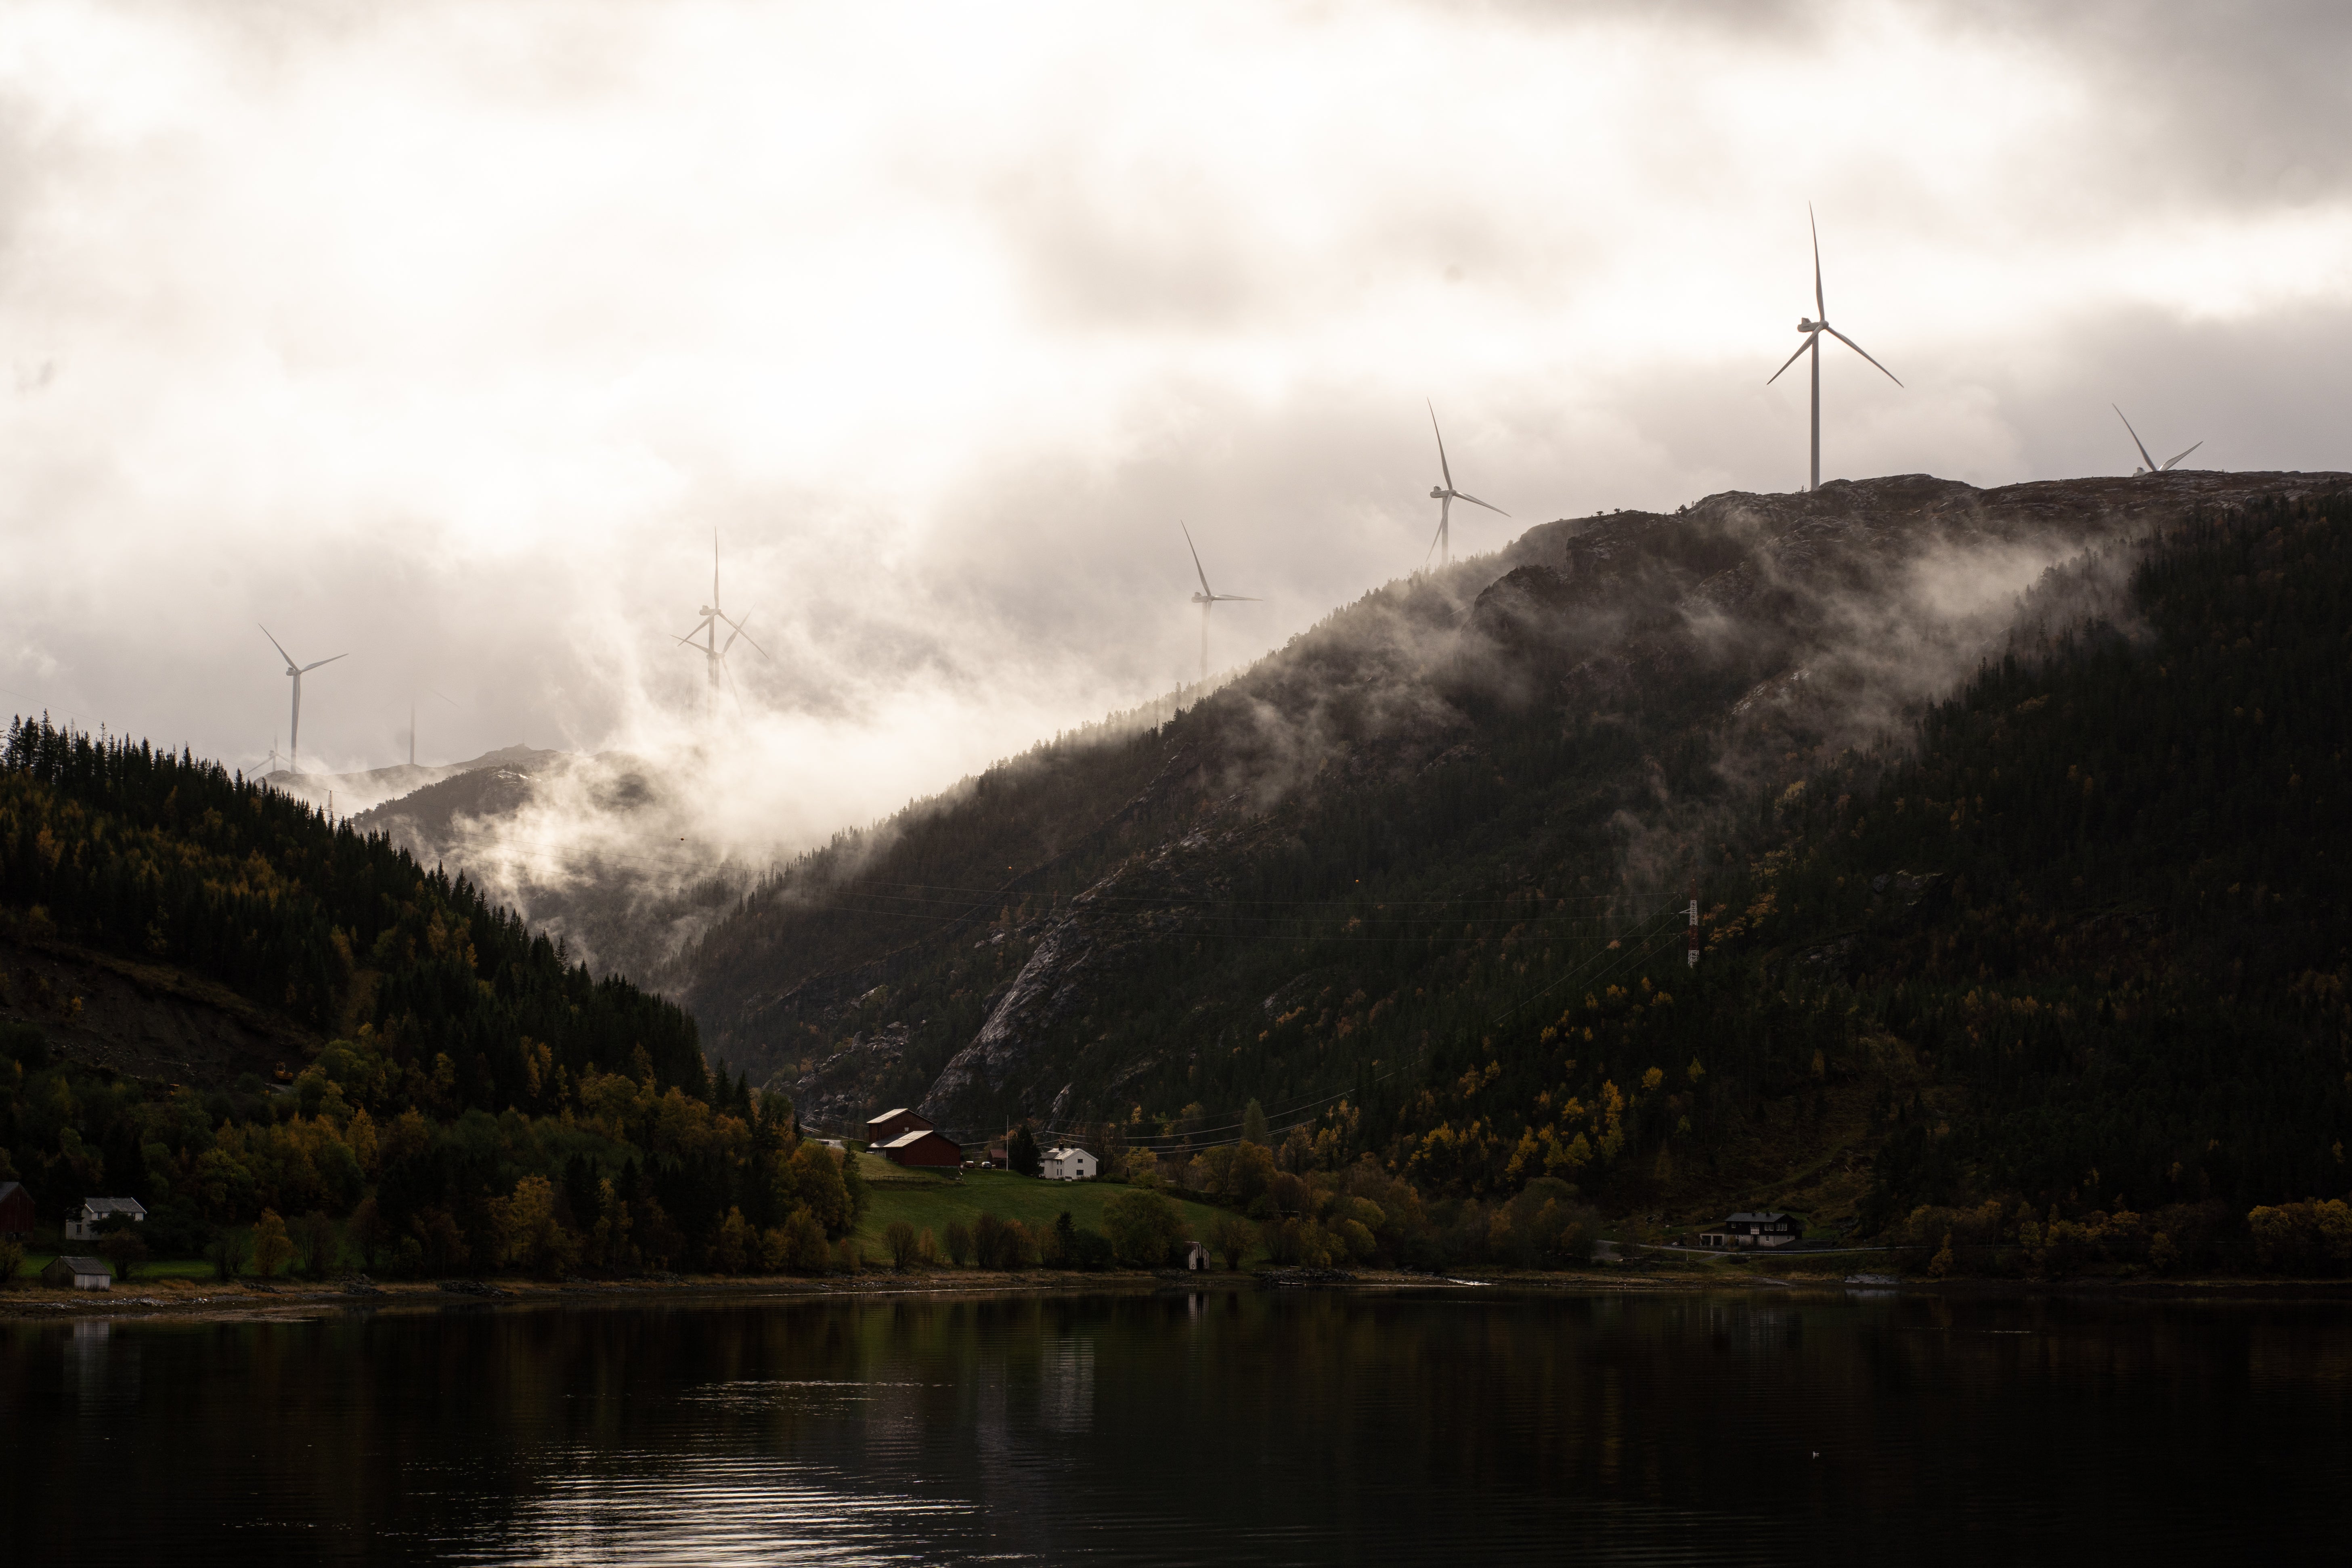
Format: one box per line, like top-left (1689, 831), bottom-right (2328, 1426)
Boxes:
top-left (1041, 1147), bottom-right (1097, 1181)
top-left (880, 1128), bottom-right (963, 1168)
top-left (0, 1180), bottom-right (33, 1239)
top-left (1698, 1212), bottom-right (1804, 1249)
top-left (1180, 1241), bottom-right (1209, 1270)
top-left (42, 1256), bottom-right (112, 1291)
top-left (65, 1198), bottom-right (146, 1243)
top-left (865, 1107), bottom-right (935, 1145)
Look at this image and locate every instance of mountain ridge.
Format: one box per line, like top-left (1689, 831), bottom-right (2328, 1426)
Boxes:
top-left (681, 469), bottom-right (2352, 1163)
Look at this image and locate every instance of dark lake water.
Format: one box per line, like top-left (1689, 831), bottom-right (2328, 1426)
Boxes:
top-left (4, 1285), bottom-right (2348, 1564)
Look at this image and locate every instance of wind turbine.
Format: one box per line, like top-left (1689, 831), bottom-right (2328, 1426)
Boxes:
top-left (2112, 405), bottom-right (2201, 476)
top-left (674, 530), bottom-right (769, 720)
top-left (259, 626), bottom-right (346, 775)
top-left (408, 688), bottom-right (460, 768)
top-left (1181, 522), bottom-right (1256, 683)
top-left (1425, 402), bottom-right (1508, 568)
top-left (1767, 205), bottom-right (1902, 492)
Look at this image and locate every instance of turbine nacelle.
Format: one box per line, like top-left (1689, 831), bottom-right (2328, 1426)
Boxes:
top-left (1422, 402), bottom-right (1508, 568)
top-left (677, 531), bottom-right (769, 723)
top-left (1180, 522), bottom-right (1256, 681)
top-left (1766, 205), bottom-right (1901, 491)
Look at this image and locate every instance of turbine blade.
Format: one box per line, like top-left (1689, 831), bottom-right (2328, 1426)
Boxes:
top-left (258, 624), bottom-right (295, 666)
top-left (713, 527), bottom-right (721, 610)
top-left (1810, 202), bottom-right (1825, 320)
top-left (1767, 333), bottom-right (1816, 385)
top-left (1180, 521), bottom-right (1214, 597)
top-left (722, 613), bottom-right (771, 659)
top-left (1825, 325), bottom-right (1901, 386)
top-left (1425, 516), bottom-right (1446, 568)
top-left (2162, 441), bottom-right (2203, 470)
top-left (1428, 400), bottom-right (1453, 491)
top-left (1455, 492), bottom-right (1509, 517)
top-left (2113, 405), bottom-right (2159, 474)
top-left (300, 653), bottom-right (348, 673)
top-left (1216, 595), bottom-right (1260, 602)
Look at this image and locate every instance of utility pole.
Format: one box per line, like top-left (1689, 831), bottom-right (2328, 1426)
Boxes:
top-left (1687, 869), bottom-right (1700, 970)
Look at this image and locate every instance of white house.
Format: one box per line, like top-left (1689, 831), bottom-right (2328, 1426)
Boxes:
top-left (1041, 1147), bottom-right (1098, 1181)
top-left (65, 1198), bottom-right (146, 1242)
top-left (1697, 1211), bottom-right (1804, 1249)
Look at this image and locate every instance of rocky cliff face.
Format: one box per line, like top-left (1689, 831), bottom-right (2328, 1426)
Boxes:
top-left (682, 470), bottom-right (2352, 1136)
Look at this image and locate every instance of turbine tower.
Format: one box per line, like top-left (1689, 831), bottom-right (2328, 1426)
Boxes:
top-left (675, 530), bottom-right (769, 721)
top-left (259, 626), bottom-right (346, 775)
top-left (2113, 405), bottom-right (2201, 476)
top-left (409, 688), bottom-right (459, 768)
top-left (1181, 522), bottom-right (1257, 684)
top-left (1767, 205), bottom-right (1902, 491)
top-left (1425, 402), bottom-right (1507, 568)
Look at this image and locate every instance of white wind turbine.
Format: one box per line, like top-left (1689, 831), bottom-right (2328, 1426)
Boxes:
top-left (1424, 402), bottom-right (1507, 568)
top-left (675, 530), bottom-right (769, 719)
top-left (2112, 405), bottom-right (2202, 476)
top-left (1181, 522), bottom-right (1257, 683)
top-left (259, 626), bottom-right (346, 775)
top-left (1767, 205), bottom-right (1902, 492)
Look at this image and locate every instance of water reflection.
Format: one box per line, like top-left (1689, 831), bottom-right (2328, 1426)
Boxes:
top-left (65, 1318), bottom-right (139, 1411)
top-left (0, 1289), bottom-right (2346, 1564)
top-left (1039, 1337), bottom-right (1094, 1435)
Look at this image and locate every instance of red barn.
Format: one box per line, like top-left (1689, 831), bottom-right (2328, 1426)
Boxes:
top-left (865, 1107), bottom-right (935, 1145)
top-left (0, 1181), bottom-right (31, 1240)
top-left (880, 1128), bottom-right (962, 1168)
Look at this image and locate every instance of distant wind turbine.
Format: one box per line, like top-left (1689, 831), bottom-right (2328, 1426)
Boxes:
top-left (1181, 522), bottom-right (1257, 683)
top-left (408, 688), bottom-right (461, 767)
top-left (259, 626), bottom-right (346, 775)
top-left (2112, 405), bottom-right (2201, 476)
top-left (674, 530), bottom-right (769, 719)
top-left (1425, 402), bottom-right (1507, 569)
top-left (1767, 205), bottom-right (1901, 492)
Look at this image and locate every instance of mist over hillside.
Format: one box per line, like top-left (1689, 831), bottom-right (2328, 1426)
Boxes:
top-left (675, 469), bottom-right (2351, 1186)
top-left (8, 467), bottom-right (2350, 1248)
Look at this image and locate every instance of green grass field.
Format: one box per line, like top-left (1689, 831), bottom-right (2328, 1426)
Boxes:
top-left (16, 1253), bottom-right (217, 1284)
top-left (853, 1163), bottom-right (1247, 1265)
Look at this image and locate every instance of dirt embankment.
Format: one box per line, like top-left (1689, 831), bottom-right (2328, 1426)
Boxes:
top-left (0, 935), bottom-right (319, 1088)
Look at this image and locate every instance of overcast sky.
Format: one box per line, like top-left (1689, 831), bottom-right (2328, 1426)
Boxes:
top-left (4, 0), bottom-right (2348, 847)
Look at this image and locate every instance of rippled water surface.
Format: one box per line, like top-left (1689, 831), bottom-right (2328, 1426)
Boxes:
top-left (5, 1287), bottom-right (2349, 1564)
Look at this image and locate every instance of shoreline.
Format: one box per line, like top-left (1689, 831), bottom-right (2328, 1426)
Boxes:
top-left (7, 1265), bottom-right (2352, 1324)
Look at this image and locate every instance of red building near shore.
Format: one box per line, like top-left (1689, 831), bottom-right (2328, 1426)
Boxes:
top-left (880, 1128), bottom-right (963, 1168)
top-left (865, 1107), bottom-right (935, 1145)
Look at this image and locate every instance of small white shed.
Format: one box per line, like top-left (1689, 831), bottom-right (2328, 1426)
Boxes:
top-left (43, 1255), bottom-right (112, 1291)
top-left (1041, 1147), bottom-right (1098, 1181)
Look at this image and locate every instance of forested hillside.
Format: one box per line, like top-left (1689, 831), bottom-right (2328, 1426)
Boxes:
top-left (0, 722), bottom-right (877, 1277)
top-left (682, 471), bottom-right (2352, 1258)
top-left (6, 470), bottom-right (2348, 1280)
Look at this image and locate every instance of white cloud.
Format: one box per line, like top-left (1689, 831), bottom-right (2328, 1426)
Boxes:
top-left (2, 0), bottom-right (2347, 847)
